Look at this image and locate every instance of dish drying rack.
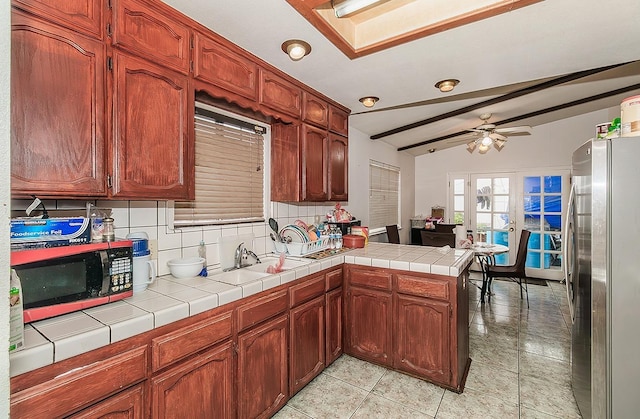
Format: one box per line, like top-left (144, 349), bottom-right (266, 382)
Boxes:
top-left (272, 236), bottom-right (330, 256)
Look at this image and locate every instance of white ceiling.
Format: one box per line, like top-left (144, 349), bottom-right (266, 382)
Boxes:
top-left (162, 0), bottom-right (640, 156)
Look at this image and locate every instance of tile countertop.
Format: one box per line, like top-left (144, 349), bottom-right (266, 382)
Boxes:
top-left (10, 243), bottom-right (473, 378)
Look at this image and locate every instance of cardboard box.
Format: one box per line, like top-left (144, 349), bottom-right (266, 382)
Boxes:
top-left (10, 217), bottom-right (91, 250)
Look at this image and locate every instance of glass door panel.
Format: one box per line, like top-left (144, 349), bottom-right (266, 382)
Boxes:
top-left (471, 174), bottom-right (516, 265)
top-left (519, 172), bottom-right (569, 280)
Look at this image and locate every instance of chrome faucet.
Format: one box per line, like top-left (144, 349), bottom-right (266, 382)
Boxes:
top-left (227, 242), bottom-right (262, 271)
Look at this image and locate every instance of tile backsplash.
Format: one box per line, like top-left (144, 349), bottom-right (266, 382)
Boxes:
top-left (11, 199), bottom-right (342, 276)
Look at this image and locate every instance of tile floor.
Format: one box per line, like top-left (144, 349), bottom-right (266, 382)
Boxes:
top-left (274, 274), bottom-right (583, 419)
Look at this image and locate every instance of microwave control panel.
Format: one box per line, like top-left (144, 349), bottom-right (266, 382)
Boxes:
top-left (108, 247), bottom-right (133, 294)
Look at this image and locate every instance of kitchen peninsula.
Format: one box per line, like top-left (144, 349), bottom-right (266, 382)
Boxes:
top-left (10, 243), bottom-right (473, 418)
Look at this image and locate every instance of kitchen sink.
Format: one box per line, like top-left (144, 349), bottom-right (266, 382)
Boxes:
top-left (210, 269), bottom-right (271, 286)
top-left (244, 256), bottom-right (311, 273)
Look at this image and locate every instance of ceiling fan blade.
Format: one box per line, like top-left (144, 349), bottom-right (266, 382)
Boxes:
top-left (476, 123), bottom-right (496, 130)
top-left (495, 125), bottom-right (532, 134)
top-left (467, 128), bottom-right (485, 133)
top-left (489, 132), bottom-right (507, 141)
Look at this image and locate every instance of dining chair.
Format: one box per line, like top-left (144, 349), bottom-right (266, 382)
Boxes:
top-left (385, 225), bottom-right (400, 244)
top-left (433, 223), bottom-right (458, 233)
top-left (485, 229), bottom-right (532, 307)
top-left (420, 230), bottom-right (455, 247)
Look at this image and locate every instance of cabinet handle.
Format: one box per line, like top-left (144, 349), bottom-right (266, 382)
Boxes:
top-left (107, 174), bottom-right (112, 189)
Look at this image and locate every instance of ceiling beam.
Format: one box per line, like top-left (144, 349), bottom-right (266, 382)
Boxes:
top-left (371, 62), bottom-right (631, 140)
top-left (397, 83), bottom-right (640, 152)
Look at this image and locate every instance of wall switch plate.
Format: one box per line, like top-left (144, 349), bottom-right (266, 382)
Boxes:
top-left (149, 239), bottom-right (158, 260)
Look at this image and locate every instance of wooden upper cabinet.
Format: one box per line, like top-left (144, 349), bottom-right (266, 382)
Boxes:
top-left (111, 51), bottom-right (193, 200)
top-left (112, 0), bottom-right (190, 74)
top-left (329, 105), bottom-right (349, 136)
top-left (193, 32), bottom-right (258, 101)
top-left (12, 0), bottom-right (104, 39)
top-left (328, 134), bottom-right (348, 201)
top-left (301, 124), bottom-right (329, 201)
top-left (302, 92), bottom-right (329, 129)
top-left (271, 123), bottom-right (301, 202)
top-left (259, 69), bottom-right (302, 118)
top-left (11, 11), bottom-right (107, 197)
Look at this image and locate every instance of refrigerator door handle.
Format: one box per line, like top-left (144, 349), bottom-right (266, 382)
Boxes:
top-left (564, 181), bottom-right (576, 322)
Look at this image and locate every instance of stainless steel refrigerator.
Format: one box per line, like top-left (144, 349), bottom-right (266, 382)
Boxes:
top-left (565, 134), bottom-right (640, 418)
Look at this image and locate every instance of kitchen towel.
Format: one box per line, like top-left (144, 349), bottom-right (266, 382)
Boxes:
top-left (455, 225), bottom-right (468, 249)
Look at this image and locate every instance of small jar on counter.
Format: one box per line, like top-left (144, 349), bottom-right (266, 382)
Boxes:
top-left (103, 217), bottom-right (115, 242)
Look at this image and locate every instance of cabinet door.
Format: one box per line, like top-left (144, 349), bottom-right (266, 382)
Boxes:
top-left (328, 106), bottom-right (349, 136)
top-left (345, 286), bottom-right (393, 366)
top-left (237, 315), bottom-right (288, 419)
top-left (12, 0), bottom-right (103, 39)
top-left (290, 296), bottom-right (325, 396)
top-left (325, 287), bottom-right (343, 366)
top-left (328, 134), bottom-right (348, 201)
top-left (11, 11), bottom-right (106, 197)
top-left (259, 69), bottom-right (302, 118)
top-left (270, 122), bottom-right (301, 202)
top-left (151, 342), bottom-right (234, 419)
top-left (395, 294), bottom-right (451, 385)
top-left (67, 384), bottom-right (145, 419)
top-left (301, 124), bottom-right (328, 201)
top-left (302, 92), bottom-right (329, 129)
top-left (112, 51), bottom-right (193, 200)
top-left (193, 32), bottom-right (258, 101)
top-left (112, 0), bottom-right (190, 74)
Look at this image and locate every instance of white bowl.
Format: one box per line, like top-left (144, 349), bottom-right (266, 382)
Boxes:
top-left (167, 257), bottom-right (205, 278)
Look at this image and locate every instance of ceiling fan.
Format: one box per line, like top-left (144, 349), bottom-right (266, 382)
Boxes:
top-left (466, 113), bottom-right (532, 154)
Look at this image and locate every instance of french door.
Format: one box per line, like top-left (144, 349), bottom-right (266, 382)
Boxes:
top-left (470, 173), bottom-right (516, 265)
top-left (449, 170), bottom-right (569, 280)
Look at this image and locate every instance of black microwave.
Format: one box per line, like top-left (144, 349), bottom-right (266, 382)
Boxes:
top-left (10, 240), bottom-right (133, 323)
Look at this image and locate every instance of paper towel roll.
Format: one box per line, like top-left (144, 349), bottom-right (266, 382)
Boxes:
top-left (455, 225), bottom-right (468, 249)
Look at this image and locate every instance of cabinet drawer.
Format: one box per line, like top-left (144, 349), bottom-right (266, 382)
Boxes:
top-left (348, 268), bottom-right (392, 291)
top-left (326, 267), bottom-right (343, 291)
top-left (237, 289), bottom-right (288, 332)
top-left (11, 346), bottom-right (147, 418)
top-left (396, 274), bottom-right (450, 300)
top-left (290, 273), bottom-right (325, 307)
top-left (151, 311), bottom-right (232, 372)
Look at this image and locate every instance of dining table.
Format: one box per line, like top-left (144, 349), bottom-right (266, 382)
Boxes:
top-left (470, 242), bottom-right (509, 302)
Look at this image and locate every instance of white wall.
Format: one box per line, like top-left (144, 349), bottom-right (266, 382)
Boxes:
top-left (1, 1), bottom-right (11, 415)
top-left (414, 108), bottom-right (619, 216)
top-left (347, 127), bottom-right (416, 244)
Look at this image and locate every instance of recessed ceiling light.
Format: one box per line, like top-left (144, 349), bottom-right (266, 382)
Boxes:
top-left (435, 79), bottom-right (460, 93)
top-left (359, 96), bottom-right (379, 108)
top-left (281, 39), bottom-right (311, 61)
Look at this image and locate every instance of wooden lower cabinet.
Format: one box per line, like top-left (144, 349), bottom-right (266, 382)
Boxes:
top-left (344, 265), bottom-right (470, 392)
top-left (237, 314), bottom-right (289, 419)
top-left (394, 294), bottom-right (451, 384)
top-left (68, 384), bottom-right (145, 419)
top-left (151, 341), bottom-right (234, 419)
top-left (345, 285), bottom-right (393, 367)
top-left (290, 295), bottom-right (325, 395)
top-left (325, 287), bottom-right (343, 366)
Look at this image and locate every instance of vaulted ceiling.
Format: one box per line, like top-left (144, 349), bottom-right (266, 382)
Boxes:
top-left (162, 0), bottom-right (640, 155)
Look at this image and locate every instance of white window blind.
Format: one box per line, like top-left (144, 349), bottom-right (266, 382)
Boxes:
top-left (369, 160), bottom-right (400, 231)
top-left (173, 110), bottom-right (265, 227)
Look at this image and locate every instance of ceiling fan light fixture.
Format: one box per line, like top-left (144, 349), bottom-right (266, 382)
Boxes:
top-left (435, 79), bottom-right (459, 93)
top-left (481, 135), bottom-right (493, 146)
top-left (359, 96), bottom-right (379, 108)
top-left (478, 144), bottom-right (490, 154)
top-left (466, 141), bottom-right (477, 154)
top-left (494, 139), bottom-right (506, 151)
top-left (281, 39), bottom-right (311, 61)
